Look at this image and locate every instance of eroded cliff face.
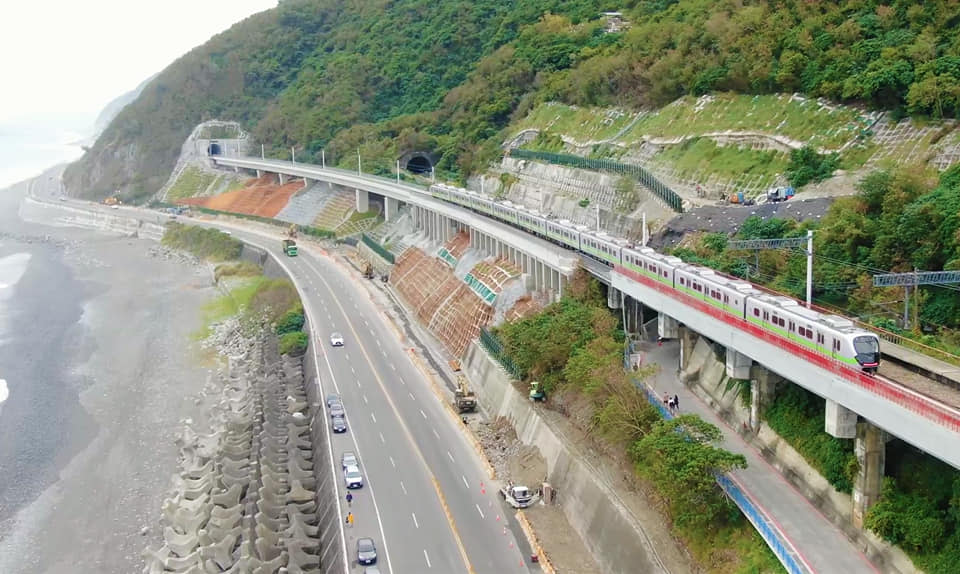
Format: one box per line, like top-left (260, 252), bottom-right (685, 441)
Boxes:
top-left (64, 135), bottom-right (143, 201)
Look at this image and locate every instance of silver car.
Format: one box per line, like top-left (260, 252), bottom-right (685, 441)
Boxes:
top-left (330, 402), bottom-right (345, 418)
top-left (357, 537), bottom-right (377, 565)
top-left (344, 464), bottom-right (364, 489)
top-left (341, 451), bottom-right (358, 470)
top-left (363, 566), bottom-right (382, 574)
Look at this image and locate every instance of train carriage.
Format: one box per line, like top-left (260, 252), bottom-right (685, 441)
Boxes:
top-left (544, 219), bottom-right (581, 249)
top-left (516, 206), bottom-right (546, 235)
top-left (580, 231), bottom-right (624, 266)
top-left (492, 200), bottom-right (520, 225)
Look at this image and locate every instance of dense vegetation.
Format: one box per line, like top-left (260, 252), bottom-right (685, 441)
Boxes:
top-left (493, 273), bottom-right (781, 572)
top-left (70, 1), bottom-right (960, 201)
top-left (161, 222), bottom-right (243, 261)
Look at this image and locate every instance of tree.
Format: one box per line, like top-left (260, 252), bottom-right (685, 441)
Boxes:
top-left (630, 415), bottom-right (747, 529)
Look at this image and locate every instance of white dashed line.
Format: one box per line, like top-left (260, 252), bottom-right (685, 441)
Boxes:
top-left (420, 409), bottom-right (427, 419)
top-left (379, 432), bottom-right (385, 444)
top-left (475, 504), bottom-right (485, 519)
top-left (423, 549), bottom-right (432, 569)
top-left (350, 366), bottom-right (356, 374)
top-left (362, 395), bottom-right (368, 404)
top-left (446, 451), bottom-right (455, 463)
top-left (412, 513), bottom-right (419, 529)
top-left (399, 378), bottom-right (406, 386)
top-left (432, 428), bottom-right (440, 440)
top-left (390, 363), bottom-right (396, 371)
top-left (371, 413), bottom-right (377, 424)
top-left (409, 392), bottom-right (415, 400)
top-left (400, 481), bottom-right (407, 495)
top-left (461, 475), bottom-right (469, 489)
top-left (376, 340), bottom-right (381, 347)
top-left (389, 456), bottom-right (396, 468)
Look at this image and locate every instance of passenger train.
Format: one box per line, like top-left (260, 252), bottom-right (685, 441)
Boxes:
top-left (429, 183), bottom-right (881, 373)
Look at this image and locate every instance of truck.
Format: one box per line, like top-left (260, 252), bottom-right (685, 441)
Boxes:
top-left (282, 239), bottom-right (298, 257)
top-left (500, 483), bottom-right (539, 509)
top-left (766, 186), bottom-right (795, 203)
top-left (529, 381), bottom-right (545, 402)
top-left (454, 375), bottom-right (477, 413)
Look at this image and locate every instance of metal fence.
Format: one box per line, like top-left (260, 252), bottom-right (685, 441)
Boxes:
top-left (509, 148), bottom-right (685, 213)
top-left (361, 233), bottom-right (395, 264)
top-left (479, 328), bottom-right (523, 379)
top-left (622, 341), bottom-right (810, 574)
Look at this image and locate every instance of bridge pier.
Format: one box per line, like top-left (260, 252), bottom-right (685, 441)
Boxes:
top-left (385, 197), bottom-right (400, 221)
top-left (824, 399), bottom-right (858, 438)
top-left (658, 314), bottom-right (679, 340)
top-left (356, 188), bottom-right (369, 213)
top-left (278, 173), bottom-right (287, 185)
top-left (725, 349), bottom-right (752, 379)
top-left (256, 169), bottom-right (263, 178)
top-left (749, 366), bottom-right (782, 432)
top-left (607, 286), bottom-right (622, 310)
top-left (852, 421), bottom-right (887, 528)
top-left (303, 177), bottom-right (314, 189)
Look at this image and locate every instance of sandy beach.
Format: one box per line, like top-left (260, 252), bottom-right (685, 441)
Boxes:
top-left (0, 170), bottom-right (218, 573)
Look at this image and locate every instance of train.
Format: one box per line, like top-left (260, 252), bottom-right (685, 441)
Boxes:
top-left (429, 183), bottom-right (881, 373)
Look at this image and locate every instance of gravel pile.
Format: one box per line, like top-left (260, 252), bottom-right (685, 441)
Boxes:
top-left (142, 323), bottom-right (320, 573)
top-left (148, 246), bottom-right (206, 268)
top-left (474, 417), bottom-right (546, 488)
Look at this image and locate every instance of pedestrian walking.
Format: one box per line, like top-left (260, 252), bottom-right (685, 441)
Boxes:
top-left (345, 512), bottom-right (354, 528)
top-left (673, 394), bottom-right (680, 413)
top-left (346, 492), bottom-right (353, 507)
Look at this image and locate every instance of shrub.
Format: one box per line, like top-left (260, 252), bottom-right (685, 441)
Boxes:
top-left (276, 308), bottom-right (306, 335)
top-left (278, 332), bottom-right (308, 356)
top-left (786, 146), bottom-right (839, 187)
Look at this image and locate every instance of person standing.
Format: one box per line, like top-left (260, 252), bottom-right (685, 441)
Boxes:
top-left (345, 512), bottom-right (354, 528)
top-left (673, 394), bottom-right (680, 413)
top-left (346, 492), bottom-right (353, 507)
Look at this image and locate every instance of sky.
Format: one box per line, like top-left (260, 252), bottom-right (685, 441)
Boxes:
top-left (0, 0), bottom-right (277, 132)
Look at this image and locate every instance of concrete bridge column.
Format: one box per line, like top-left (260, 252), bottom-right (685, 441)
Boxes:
top-left (749, 366), bottom-right (782, 432)
top-left (278, 173), bottom-right (287, 185)
top-left (658, 314), bottom-right (679, 339)
top-left (852, 421), bottom-right (886, 528)
top-left (356, 188), bottom-right (369, 213)
top-left (679, 326), bottom-right (697, 370)
top-left (558, 272), bottom-right (566, 299)
top-left (824, 399), bottom-right (858, 438)
top-left (607, 286), bottom-right (622, 309)
top-left (384, 196), bottom-right (399, 221)
top-left (256, 169), bottom-right (263, 178)
top-left (303, 177), bottom-right (314, 189)
top-left (725, 349), bottom-right (752, 379)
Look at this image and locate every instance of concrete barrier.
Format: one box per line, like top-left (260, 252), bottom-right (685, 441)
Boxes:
top-left (21, 197), bottom-right (166, 239)
top-left (462, 340), bottom-right (667, 574)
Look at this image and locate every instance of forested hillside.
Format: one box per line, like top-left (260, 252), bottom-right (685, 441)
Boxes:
top-left (67, 0), bottom-right (960, 201)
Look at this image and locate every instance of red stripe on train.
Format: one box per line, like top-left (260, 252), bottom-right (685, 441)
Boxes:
top-left (614, 266), bottom-right (960, 432)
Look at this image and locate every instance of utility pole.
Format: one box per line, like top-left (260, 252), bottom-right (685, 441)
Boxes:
top-left (431, 167), bottom-right (435, 182)
top-left (261, 143), bottom-right (264, 159)
top-left (291, 147), bottom-right (295, 164)
top-left (396, 160), bottom-right (401, 184)
top-left (642, 212), bottom-right (648, 246)
top-left (480, 178), bottom-right (484, 195)
top-left (321, 149), bottom-right (325, 169)
top-left (596, 205), bottom-right (601, 232)
top-left (806, 230), bottom-right (814, 308)
top-left (357, 149), bottom-right (361, 176)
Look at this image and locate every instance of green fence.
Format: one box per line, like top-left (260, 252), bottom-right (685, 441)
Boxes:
top-left (361, 233), bottom-right (395, 264)
top-left (479, 328), bottom-right (522, 379)
top-left (509, 148), bottom-right (685, 213)
top-left (464, 273), bottom-right (497, 304)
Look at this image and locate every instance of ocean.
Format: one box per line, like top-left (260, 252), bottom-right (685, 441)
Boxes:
top-left (0, 122), bottom-right (87, 191)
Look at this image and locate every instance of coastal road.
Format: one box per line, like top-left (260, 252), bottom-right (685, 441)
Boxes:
top-left (28, 179), bottom-right (540, 574)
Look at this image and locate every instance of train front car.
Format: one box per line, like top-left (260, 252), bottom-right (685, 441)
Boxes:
top-left (851, 333), bottom-right (881, 374)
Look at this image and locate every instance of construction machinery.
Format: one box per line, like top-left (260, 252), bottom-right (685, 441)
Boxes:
top-left (282, 238), bottom-right (298, 257)
top-left (287, 224), bottom-right (298, 239)
top-left (529, 381), bottom-right (545, 402)
top-left (766, 186), bottom-right (795, 203)
top-left (102, 196), bottom-right (121, 206)
top-left (454, 375), bottom-right (477, 413)
top-left (500, 483), bottom-right (539, 509)
top-left (363, 262), bottom-right (375, 279)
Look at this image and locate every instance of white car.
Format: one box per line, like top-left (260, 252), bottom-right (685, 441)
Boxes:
top-left (344, 464), bottom-right (364, 489)
top-left (341, 450), bottom-right (358, 470)
top-left (330, 332), bottom-right (344, 347)
top-left (111, 204), bottom-right (119, 210)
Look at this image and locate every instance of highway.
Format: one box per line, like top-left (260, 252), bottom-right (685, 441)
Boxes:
top-left (27, 178), bottom-right (538, 574)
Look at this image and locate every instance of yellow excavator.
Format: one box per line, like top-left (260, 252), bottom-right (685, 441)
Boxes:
top-left (287, 224), bottom-right (298, 239)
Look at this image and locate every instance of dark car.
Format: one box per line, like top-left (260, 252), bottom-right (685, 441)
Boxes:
top-left (357, 537), bottom-right (377, 565)
top-left (331, 415), bottom-right (347, 433)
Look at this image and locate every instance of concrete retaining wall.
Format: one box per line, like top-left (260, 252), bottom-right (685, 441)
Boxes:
top-left (462, 340), bottom-right (667, 574)
top-left (20, 197), bottom-right (167, 240)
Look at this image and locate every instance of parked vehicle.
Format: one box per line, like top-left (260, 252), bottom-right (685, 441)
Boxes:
top-left (326, 393), bottom-right (340, 408)
top-left (331, 414), bottom-right (347, 433)
top-left (282, 238), bottom-right (298, 256)
top-left (344, 464), bottom-right (364, 489)
top-left (357, 538), bottom-right (378, 565)
top-left (341, 451), bottom-right (358, 470)
top-left (500, 483), bottom-right (539, 508)
top-left (330, 402), bottom-right (345, 418)
top-left (454, 375), bottom-right (477, 413)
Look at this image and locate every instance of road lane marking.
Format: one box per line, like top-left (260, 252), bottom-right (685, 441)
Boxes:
top-left (475, 504), bottom-right (485, 519)
top-left (400, 378), bottom-right (406, 386)
top-left (390, 456), bottom-right (396, 468)
top-left (379, 432), bottom-right (385, 443)
top-left (350, 366), bottom-right (356, 374)
top-left (462, 475), bottom-right (469, 489)
top-left (420, 409), bottom-right (427, 419)
top-left (363, 394), bottom-right (368, 404)
top-left (412, 513), bottom-right (419, 529)
top-left (376, 339), bottom-right (381, 347)
top-left (447, 451), bottom-right (455, 463)
top-left (424, 549), bottom-right (432, 569)
top-left (401, 481), bottom-right (407, 495)
top-left (371, 413), bottom-right (377, 423)
top-left (409, 392), bottom-right (415, 400)
top-left (432, 428), bottom-right (441, 440)
top-left (390, 363), bottom-right (396, 371)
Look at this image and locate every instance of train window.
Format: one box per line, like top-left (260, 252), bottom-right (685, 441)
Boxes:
top-left (663, 271), bottom-right (668, 277)
top-left (724, 295), bottom-right (730, 304)
top-left (753, 309), bottom-right (760, 317)
top-left (680, 278), bottom-right (685, 285)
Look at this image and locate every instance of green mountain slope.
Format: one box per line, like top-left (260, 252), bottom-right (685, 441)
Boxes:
top-left (67, 0), bottom-right (960, 202)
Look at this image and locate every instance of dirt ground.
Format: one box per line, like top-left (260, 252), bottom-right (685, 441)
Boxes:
top-left (181, 175), bottom-right (301, 218)
top-left (474, 416), bottom-right (603, 574)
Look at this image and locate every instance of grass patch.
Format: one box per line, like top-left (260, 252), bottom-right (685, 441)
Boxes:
top-left (621, 94), bottom-right (872, 150)
top-left (653, 138), bottom-right (790, 187)
top-left (162, 222), bottom-right (243, 262)
top-left (346, 209), bottom-right (380, 224)
top-left (214, 261), bottom-right (262, 282)
top-left (279, 331), bottom-right (308, 356)
top-left (166, 166), bottom-right (219, 201)
top-left (681, 519), bottom-right (786, 574)
top-left (517, 102), bottom-right (636, 143)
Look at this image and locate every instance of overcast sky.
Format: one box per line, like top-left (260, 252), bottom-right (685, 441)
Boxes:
top-left (0, 0), bottom-right (277, 130)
